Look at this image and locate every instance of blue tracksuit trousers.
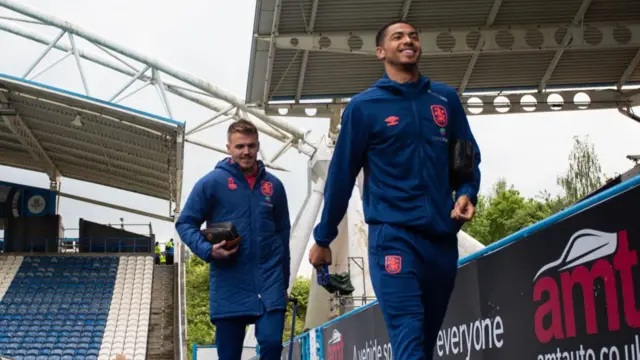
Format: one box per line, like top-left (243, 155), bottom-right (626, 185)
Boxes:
top-left (368, 224), bottom-right (459, 360)
top-left (213, 309), bottom-right (285, 360)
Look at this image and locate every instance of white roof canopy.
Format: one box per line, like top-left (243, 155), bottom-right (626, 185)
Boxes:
top-left (0, 73), bottom-right (184, 202)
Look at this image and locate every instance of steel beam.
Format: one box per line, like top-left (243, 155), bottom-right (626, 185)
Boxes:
top-left (1, 106), bottom-right (60, 180)
top-left (256, 22), bottom-right (640, 56)
top-left (538, 0), bottom-right (593, 91)
top-left (400, 0), bottom-right (412, 20)
top-left (262, 0), bottom-right (283, 105)
top-left (185, 137), bottom-right (289, 172)
top-left (265, 89), bottom-right (627, 118)
top-left (58, 191), bottom-right (174, 222)
top-left (0, 21), bottom-right (315, 157)
top-left (458, 0), bottom-right (503, 94)
top-left (0, 0), bottom-right (311, 145)
top-left (618, 49), bottom-right (640, 90)
top-left (294, 0), bottom-right (319, 102)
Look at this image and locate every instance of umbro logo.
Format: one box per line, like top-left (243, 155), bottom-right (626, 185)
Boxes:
top-left (384, 116), bottom-right (399, 126)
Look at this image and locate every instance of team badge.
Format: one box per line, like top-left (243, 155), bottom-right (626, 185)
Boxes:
top-left (227, 177), bottom-right (237, 190)
top-left (431, 105), bottom-right (448, 127)
top-left (384, 255), bottom-right (402, 274)
top-left (261, 181), bottom-right (273, 197)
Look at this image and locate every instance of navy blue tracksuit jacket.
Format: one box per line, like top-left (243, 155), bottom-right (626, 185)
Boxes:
top-left (313, 73), bottom-right (481, 359)
top-left (176, 158), bottom-right (291, 320)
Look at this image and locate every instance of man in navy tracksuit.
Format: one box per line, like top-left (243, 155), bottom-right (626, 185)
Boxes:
top-left (309, 20), bottom-right (481, 359)
top-left (176, 119), bottom-right (291, 360)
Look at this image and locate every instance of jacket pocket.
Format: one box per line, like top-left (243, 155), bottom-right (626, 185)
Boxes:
top-left (257, 202), bottom-right (276, 236)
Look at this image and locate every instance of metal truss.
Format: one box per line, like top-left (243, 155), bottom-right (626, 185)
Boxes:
top-left (0, 97), bottom-right (61, 181)
top-left (537, 0), bottom-right (592, 91)
top-left (256, 22), bottom-right (640, 57)
top-left (0, 0), bottom-right (317, 174)
top-left (262, 87), bottom-right (640, 118)
top-left (458, 0), bottom-right (503, 94)
top-left (0, 4), bottom-right (324, 359)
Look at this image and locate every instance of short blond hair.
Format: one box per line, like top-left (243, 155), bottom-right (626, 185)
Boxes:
top-left (227, 119), bottom-right (258, 142)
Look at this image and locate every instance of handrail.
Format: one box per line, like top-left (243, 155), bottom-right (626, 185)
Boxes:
top-left (0, 236), bottom-right (153, 254)
top-left (173, 261), bottom-right (180, 360)
top-left (318, 173), bottom-right (640, 330)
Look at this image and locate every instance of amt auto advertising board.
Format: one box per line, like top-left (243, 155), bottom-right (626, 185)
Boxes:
top-left (323, 183), bottom-right (640, 360)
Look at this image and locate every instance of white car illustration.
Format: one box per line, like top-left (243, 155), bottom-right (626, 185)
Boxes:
top-left (533, 229), bottom-right (618, 282)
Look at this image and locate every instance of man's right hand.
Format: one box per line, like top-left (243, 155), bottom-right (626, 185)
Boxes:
top-left (211, 240), bottom-right (238, 260)
top-left (309, 243), bottom-right (332, 267)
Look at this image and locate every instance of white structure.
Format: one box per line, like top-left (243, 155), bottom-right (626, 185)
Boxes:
top-left (0, 2), bottom-right (490, 357)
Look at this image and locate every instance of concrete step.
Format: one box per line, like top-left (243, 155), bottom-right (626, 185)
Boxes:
top-left (146, 265), bottom-right (175, 360)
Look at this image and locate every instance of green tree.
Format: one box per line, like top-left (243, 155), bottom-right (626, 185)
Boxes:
top-left (535, 136), bottom-right (606, 216)
top-left (463, 178), bottom-right (551, 245)
top-left (185, 255), bottom-right (214, 360)
top-left (283, 277), bottom-right (311, 342)
top-left (463, 136), bottom-right (606, 245)
top-left (556, 135), bottom-right (605, 205)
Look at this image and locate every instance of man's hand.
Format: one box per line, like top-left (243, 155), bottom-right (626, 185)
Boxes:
top-left (451, 195), bottom-right (475, 222)
top-left (211, 240), bottom-right (238, 260)
top-left (309, 243), bottom-right (332, 267)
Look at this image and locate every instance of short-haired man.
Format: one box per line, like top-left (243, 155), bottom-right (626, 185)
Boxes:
top-left (309, 20), bottom-right (481, 359)
top-left (176, 119), bottom-right (291, 360)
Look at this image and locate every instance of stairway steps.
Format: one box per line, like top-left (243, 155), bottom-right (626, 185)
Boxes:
top-left (146, 265), bottom-right (175, 359)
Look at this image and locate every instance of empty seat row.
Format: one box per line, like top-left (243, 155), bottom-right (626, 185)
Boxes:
top-left (0, 255), bottom-right (119, 359)
top-left (0, 255), bottom-right (155, 360)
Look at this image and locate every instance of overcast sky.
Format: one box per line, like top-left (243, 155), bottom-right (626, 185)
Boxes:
top-left (1, 0), bottom-right (639, 278)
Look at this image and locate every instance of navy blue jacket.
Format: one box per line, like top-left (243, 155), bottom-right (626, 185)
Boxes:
top-left (314, 74), bottom-right (481, 246)
top-left (175, 158), bottom-right (291, 321)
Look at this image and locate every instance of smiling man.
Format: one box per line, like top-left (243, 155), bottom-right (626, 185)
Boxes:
top-left (308, 20), bottom-right (482, 359)
top-left (176, 119), bottom-right (291, 360)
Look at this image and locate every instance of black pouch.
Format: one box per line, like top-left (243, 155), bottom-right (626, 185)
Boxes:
top-left (449, 139), bottom-right (475, 189)
top-left (200, 222), bottom-right (240, 245)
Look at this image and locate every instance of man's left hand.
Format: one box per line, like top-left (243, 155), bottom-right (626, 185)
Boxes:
top-left (451, 195), bottom-right (475, 222)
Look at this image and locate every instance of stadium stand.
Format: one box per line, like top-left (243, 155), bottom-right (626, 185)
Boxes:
top-left (0, 254), bottom-right (153, 360)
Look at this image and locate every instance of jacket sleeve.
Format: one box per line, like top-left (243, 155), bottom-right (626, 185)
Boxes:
top-left (273, 181), bottom-right (292, 290)
top-left (313, 101), bottom-right (369, 248)
top-left (449, 91), bottom-right (482, 205)
top-left (175, 176), bottom-right (214, 262)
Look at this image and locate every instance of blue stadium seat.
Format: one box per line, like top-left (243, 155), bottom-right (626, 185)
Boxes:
top-left (0, 256), bottom-right (119, 358)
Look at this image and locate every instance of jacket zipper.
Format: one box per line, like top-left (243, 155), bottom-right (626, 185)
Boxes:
top-left (411, 99), bottom-right (430, 220)
top-left (244, 171), bottom-right (261, 315)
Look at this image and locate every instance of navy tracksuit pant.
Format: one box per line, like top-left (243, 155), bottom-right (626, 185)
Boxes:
top-left (213, 309), bottom-right (285, 360)
top-left (368, 223), bottom-right (459, 360)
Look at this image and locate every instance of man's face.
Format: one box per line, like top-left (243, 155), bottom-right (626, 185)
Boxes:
top-left (376, 23), bottom-right (421, 66)
top-left (227, 132), bottom-right (259, 171)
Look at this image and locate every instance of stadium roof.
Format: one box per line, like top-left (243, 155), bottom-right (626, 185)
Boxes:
top-left (246, 0), bottom-right (640, 117)
top-left (0, 73), bottom-right (184, 203)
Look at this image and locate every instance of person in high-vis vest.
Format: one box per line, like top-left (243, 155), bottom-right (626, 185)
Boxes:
top-left (165, 239), bottom-right (174, 265)
top-left (154, 241), bottom-right (161, 265)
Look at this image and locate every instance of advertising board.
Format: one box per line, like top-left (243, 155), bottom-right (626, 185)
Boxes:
top-left (322, 183), bottom-right (640, 360)
top-left (0, 181), bottom-right (56, 218)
